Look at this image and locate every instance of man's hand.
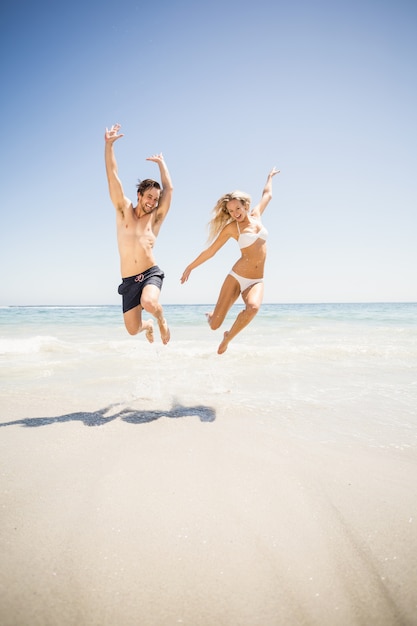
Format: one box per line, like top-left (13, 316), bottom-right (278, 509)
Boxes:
top-left (105, 123), bottom-right (124, 144)
top-left (146, 152), bottom-right (165, 164)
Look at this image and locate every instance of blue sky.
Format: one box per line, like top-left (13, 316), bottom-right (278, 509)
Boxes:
top-left (1, 0), bottom-right (416, 305)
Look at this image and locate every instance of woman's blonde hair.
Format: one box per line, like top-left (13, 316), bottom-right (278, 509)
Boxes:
top-left (207, 190), bottom-right (251, 243)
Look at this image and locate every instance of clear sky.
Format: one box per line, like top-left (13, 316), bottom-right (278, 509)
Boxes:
top-left (1, 0), bottom-right (416, 305)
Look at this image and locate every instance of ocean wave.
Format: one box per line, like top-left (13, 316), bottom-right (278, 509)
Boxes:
top-left (0, 335), bottom-right (72, 355)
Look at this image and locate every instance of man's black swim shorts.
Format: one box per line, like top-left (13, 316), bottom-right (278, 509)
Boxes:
top-left (118, 265), bottom-right (165, 313)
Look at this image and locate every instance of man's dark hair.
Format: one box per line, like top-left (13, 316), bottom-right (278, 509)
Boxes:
top-left (136, 179), bottom-right (161, 195)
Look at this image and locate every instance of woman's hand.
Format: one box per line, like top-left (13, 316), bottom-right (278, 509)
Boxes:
top-left (180, 267), bottom-right (192, 284)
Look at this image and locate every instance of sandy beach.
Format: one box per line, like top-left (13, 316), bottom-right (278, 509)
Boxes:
top-left (1, 303), bottom-right (416, 625)
top-left (1, 397), bottom-right (416, 626)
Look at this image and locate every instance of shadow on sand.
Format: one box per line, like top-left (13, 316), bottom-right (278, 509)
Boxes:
top-left (0, 401), bottom-right (216, 429)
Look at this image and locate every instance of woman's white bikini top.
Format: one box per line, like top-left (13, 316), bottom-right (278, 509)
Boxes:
top-left (236, 220), bottom-right (268, 250)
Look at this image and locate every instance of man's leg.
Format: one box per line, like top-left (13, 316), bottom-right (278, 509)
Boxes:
top-left (140, 285), bottom-right (170, 345)
top-left (123, 305), bottom-right (154, 342)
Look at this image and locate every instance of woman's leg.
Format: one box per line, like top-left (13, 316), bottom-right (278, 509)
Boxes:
top-left (207, 274), bottom-right (241, 330)
top-left (217, 281), bottom-right (264, 354)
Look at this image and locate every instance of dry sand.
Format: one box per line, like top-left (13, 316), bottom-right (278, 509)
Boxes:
top-left (1, 400), bottom-right (416, 625)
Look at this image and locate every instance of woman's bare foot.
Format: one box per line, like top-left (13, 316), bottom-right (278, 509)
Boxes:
top-left (205, 312), bottom-right (213, 326)
top-left (144, 321), bottom-right (154, 344)
top-left (158, 318), bottom-right (170, 345)
top-left (217, 331), bottom-right (230, 355)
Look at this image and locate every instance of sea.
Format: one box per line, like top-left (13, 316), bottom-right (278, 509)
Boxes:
top-left (1, 302), bottom-right (416, 449)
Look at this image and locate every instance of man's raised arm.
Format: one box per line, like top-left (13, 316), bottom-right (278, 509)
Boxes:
top-left (104, 123), bottom-right (128, 211)
top-left (146, 153), bottom-right (174, 217)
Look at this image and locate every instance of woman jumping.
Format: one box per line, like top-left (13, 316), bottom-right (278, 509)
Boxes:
top-left (181, 167), bottom-right (280, 354)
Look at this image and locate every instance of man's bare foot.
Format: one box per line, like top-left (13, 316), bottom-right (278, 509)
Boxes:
top-left (218, 331), bottom-right (229, 355)
top-left (144, 321), bottom-right (154, 344)
top-left (158, 318), bottom-right (170, 345)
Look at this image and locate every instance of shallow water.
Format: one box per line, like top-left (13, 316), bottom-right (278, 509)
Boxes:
top-left (1, 303), bottom-right (416, 449)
